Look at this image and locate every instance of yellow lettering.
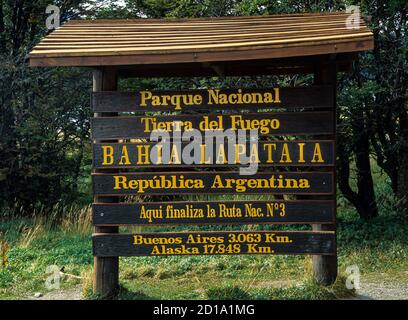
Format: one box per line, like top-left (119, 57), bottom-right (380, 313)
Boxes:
top-left (140, 90), bottom-right (152, 107)
top-left (169, 145), bottom-right (181, 164)
top-left (298, 143), bottom-right (305, 163)
top-left (118, 145), bottom-right (131, 165)
top-left (311, 143), bottom-right (324, 163)
top-left (101, 145), bottom-right (114, 165)
top-left (137, 145), bottom-right (150, 164)
top-left (280, 143), bottom-right (292, 163)
top-left (114, 176), bottom-right (128, 189)
top-left (264, 143), bottom-right (276, 163)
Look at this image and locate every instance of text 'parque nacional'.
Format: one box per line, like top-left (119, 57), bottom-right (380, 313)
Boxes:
top-left (91, 86), bottom-right (334, 112)
top-left (139, 88), bottom-right (281, 110)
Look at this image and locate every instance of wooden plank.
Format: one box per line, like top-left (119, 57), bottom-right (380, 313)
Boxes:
top-left (30, 32), bottom-right (374, 56)
top-left (92, 171), bottom-right (334, 196)
top-left (92, 200), bottom-right (335, 226)
top-left (90, 112), bottom-right (334, 140)
top-left (63, 12), bottom-right (358, 24)
top-left (41, 26), bottom-right (366, 42)
top-left (59, 14), bottom-right (360, 27)
top-left (36, 31), bottom-right (367, 50)
top-left (29, 38), bottom-right (374, 67)
top-left (92, 140), bottom-right (335, 168)
top-left (43, 30), bottom-right (368, 46)
top-left (45, 18), bottom-right (367, 35)
top-left (92, 231), bottom-right (336, 257)
top-left (92, 86), bottom-right (333, 112)
top-left (41, 26), bottom-right (363, 44)
top-left (51, 22), bottom-right (364, 35)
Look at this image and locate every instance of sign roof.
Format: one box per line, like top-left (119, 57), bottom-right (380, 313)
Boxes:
top-left (29, 12), bottom-right (374, 67)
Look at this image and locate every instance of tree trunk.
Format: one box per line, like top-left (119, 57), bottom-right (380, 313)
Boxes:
top-left (397, 108), bottom-right (408, 217)
top-left (353, 111), bottom-right (378, 220)
top-left (0, 0), bottom-right (5, 54)
top-left (337, 54), bottom-right (378, 220)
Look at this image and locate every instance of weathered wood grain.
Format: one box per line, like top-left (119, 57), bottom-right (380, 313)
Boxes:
top-left (92, 200), bottom-right (335, 226)
top-left (29, 12), bottom-right (374, 67)
top-left (92, 86), bottom-right (333, 112)
top-left (92, 67), bottom-right (119, 298)
top-left (93, 231), bottom-right (336, 257)
top-left (92, 140), bottom-right (335, 168)
top-left (92, 171), bottom-right (334, 196)
top-left (90, 112), bottom-right (334, 139)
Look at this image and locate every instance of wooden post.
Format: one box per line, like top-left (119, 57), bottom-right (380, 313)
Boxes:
top-left (312, 62), bottom-right (338, 285)
top-left (93, 67), bottom-right (119, 298)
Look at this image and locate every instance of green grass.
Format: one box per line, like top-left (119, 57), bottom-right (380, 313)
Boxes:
top-left (0, 167), bottom-right (407, 300)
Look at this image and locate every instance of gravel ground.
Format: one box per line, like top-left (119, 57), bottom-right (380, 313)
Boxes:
top-left (354, 281), bottom-right (408, 300)
top-left (26, 279), bottom-right (408, 300)
top-left (29, 285), bottom-right (82, 300)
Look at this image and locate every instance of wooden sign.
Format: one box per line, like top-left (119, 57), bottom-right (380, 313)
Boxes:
top-left (93, 231), bottom-right (336, 257)
top-left (88, 79), bottom-right (338, 294)
top-left (93, 200), bottom-right (335, 226)
top-left (92, 86), bottom-right (334, 112)
top-left (91, 112), bottom-right (334, 140)
top-left (92, 140), bottom-right (335, 168)
top-left (92, 171), bottom-right (334, 196)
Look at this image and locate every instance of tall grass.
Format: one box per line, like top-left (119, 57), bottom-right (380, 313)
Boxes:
top-left (0, 203), bottom-right (92, 247)
top-left (60, 205), bottom-right (93, 236)
top-left (18, 224), bottom-right (45, 248)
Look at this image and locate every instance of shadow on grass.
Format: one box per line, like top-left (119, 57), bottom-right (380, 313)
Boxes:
top-left (206, 285), bottom-right (250, 300)
top-left (205, 276), bottom-right (355, 300)
top-left (116, 285), bottom-right (157, 300)
top-left (84, 285), bottom-right (157, 300)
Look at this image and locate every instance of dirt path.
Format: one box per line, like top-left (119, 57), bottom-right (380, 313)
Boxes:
top-left (29, 285), bottom-right (83, 300)
top-left (353, 280), bottom-right (408, 300)
top-left (27, 279), bottom-right (408, 300)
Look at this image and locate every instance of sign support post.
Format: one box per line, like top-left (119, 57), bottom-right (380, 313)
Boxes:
top-left (312, 63), bottom-right (338, 285)
top-left (93, 67), bottom-right (120, 298)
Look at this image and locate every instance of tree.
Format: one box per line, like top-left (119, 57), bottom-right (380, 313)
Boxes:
top-left (362, 0), bottom-right (407, 216)
top-left (0, 0), bottom-right (96, 214)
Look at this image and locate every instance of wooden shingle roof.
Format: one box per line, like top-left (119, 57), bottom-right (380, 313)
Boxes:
top-left (29, 12), bottom-right (373, 67)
